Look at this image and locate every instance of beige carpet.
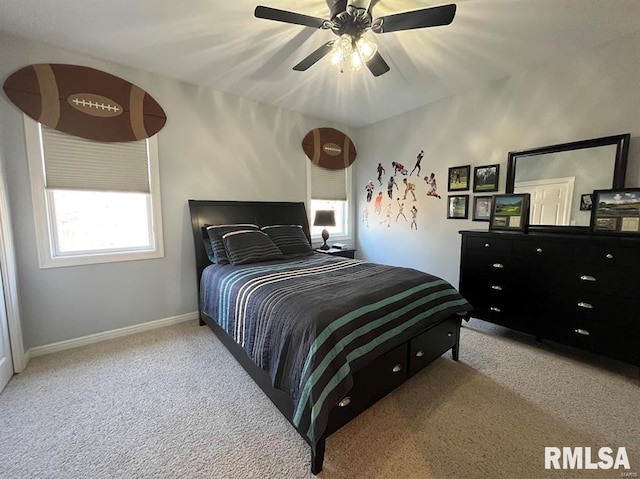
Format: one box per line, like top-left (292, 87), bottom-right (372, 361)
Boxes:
top-left (0, 319), bottom-right (638, 479)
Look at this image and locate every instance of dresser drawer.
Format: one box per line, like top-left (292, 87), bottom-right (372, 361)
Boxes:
top-left (409, 316), bottom-right (459, 376)
top-left (572, 264), bottom-right (640, 299)
top-left (326, 343), bottom-right (408, 435)
top-left (564, 319), bottom-right (639, 365)
top-left (512, 240), bottom-right (572, 261)
top-left (462, 280), bottom-right (523, 307)
top-left (466, 295), bottom-right (537, 335)
top-left (464, 256), bottom-right (528, 283)
top-left (566, 292), bottom-right (640, 327)
top-left (574, 244), bottom-right (640, 267)
top-left (466, 236), bottom-right (512, 255)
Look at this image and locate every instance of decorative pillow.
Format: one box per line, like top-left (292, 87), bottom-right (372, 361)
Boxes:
top-left (206, 224), bottom-right (260, 265)
top-left (261, 225), bottom-right (313, 256)
top-left (222, 230), bottom-right (285, 265)
top-left (203, 239), bottom-right (217, 263)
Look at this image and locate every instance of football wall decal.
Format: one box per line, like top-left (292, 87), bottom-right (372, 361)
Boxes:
top-left (3, 64), bottom-right (167, 142)
top-left (302, 127), bottom-right (356, 170)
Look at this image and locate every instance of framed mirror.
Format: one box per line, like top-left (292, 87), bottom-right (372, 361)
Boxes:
top-left (505, 134), bottom-right (630, 231)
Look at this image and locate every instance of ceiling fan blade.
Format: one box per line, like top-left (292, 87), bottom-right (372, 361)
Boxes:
top-left (373, 4), bottom-right (456, 33)
top-left (255, 6), bottom-right (328, 29)
top-left (367, 52), bottom-right (390, 77)
top-left (293, 41), bottom-right (335, 71)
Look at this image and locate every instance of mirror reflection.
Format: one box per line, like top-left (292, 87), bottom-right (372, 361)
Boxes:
top-left (506, 135), bottom-right (629, 228)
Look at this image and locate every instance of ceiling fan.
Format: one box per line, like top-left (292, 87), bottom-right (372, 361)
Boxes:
top-left (254, 0), bottom-right (456, 76)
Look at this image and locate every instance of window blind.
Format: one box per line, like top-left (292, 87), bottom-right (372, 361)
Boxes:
top-left (310, 163), bottom-right (347, 201)
top-left (41, 126), bottom-right (150, 193)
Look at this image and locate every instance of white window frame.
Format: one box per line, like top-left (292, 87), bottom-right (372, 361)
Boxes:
top-left (306, 160), bottom-right (354, 244)
top-left (24, 116), bottom-right (164, 268)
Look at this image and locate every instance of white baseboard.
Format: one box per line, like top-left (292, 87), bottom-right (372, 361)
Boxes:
top-left (27, 311), bottom-right (199, 359)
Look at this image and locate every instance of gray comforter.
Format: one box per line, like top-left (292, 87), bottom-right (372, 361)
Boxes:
top-left (200, 254), bottom-right (471, 444)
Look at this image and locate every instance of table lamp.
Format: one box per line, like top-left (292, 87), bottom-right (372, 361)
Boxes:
top-left (313, 210), bottom-right (336, 250)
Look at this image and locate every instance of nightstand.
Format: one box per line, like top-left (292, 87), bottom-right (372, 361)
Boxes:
top-left (315, 247), bottom-right (356, 259)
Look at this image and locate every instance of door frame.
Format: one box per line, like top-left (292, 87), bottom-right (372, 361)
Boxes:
top-left (514, 176), bottom-right (575, 226)
top-left (0, 158), bottom-right (25, 373)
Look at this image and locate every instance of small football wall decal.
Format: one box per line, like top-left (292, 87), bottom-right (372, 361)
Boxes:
top-left (302, 127), bottom-right (356, 169)
top-left (3, 64), bottom-right (166, 142)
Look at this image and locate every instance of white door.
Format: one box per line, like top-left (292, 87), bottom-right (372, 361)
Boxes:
top-left (515, 177), bottom-right (574, 226)
top-left (0, 266), bottom-right (13, 393)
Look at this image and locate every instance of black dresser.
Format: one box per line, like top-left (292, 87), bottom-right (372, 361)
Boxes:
top-left (459, 230), bottom-right (640, 367)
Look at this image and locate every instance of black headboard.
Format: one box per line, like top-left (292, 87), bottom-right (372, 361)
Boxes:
top-left (188, 200), bottom-right (311, 290)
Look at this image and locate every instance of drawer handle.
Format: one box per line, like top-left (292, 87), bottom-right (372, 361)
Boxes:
top-left (447, 332), bottom-right (454, 337)
top-left (605, 253), bottom-right (613, 260)
top-left (492, 263), bottom-right (504, 269)
top-left (579, 275), bottom-right (596, 282)
top-left (490, 285), bottom-right (503, 291)
top-left (338, 396), bottom-right (351, 407)
top-left (415, 350), bottom-right (424, 358)
top-left (490, 306), bottom-right (501, 313)
top-left (574, 328), bottom-right (590, 336)
top-left (392, 364), bottom-right (402, 373)
top-left (577, 302), bottom-right (593, 309)
top-left (536, 248), bottom-right (543, 253)
top-left (484, 243), bottom-right (490, 248)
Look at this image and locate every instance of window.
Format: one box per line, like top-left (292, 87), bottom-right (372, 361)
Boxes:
top-left (308, 161), bottom-right (352, 240)
top-left (24, 117), bottom-right (164, 268)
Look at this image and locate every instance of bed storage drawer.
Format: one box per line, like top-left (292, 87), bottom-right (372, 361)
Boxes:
top-left (409, 316), bottom-right (459, 376)
top-left (326, 343), bottom-right (408, 435)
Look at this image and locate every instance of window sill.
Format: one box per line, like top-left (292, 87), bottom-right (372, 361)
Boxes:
top-left (311, 233), bottom-right (352, 249)
top-left (38, 248), bottom-right (164, 269)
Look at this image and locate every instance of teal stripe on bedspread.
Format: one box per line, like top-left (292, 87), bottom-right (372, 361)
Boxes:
top-left (293, 285), bottom-right (455, 426)
top-left (305, 297), bottom-right (468, 440)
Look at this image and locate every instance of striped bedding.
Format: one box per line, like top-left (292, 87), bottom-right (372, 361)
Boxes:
top-left (200, 253), bottom-right (471, 444)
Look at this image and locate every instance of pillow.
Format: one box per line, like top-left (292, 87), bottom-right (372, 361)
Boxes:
top-left (261, 225), bottom-right (313, 256)
top-left (203, 239), bottom-right (217, 263)
top-left (222, 230), bottom-right (285, 265)
top-left (206, 224), bottom-right (260, 265)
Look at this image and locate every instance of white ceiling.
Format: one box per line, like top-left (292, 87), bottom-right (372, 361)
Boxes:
top-left (1, 0), bottom-right (639, 127)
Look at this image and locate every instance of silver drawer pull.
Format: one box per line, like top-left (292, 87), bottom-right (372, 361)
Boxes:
top-left (580, 275), bottom-right (596, 282)
top-left (338, 397), bottom-right (351, 407)
top-left (447, 332), bottom-right (453, 337)
top-left (492, 263), bottom-right (504, 269)
top-left (490, 285), bottom-right (503, 291)
top-left (490, 306), bottom-right (501, 313)
top-left (484, 243), bottom-right (490, 248)
top-left (415, 350), bottom-right (424, 358)
top-left (577, 302), bottom-right (593, 309)
top-left (536, 248), bottom-right (543, 253)
top-left (605, 253), bottom-right (613, 259)
top-left (392, 364), bottom-right (402, 373)
top-left (574, 328), bottom-right (590, 336)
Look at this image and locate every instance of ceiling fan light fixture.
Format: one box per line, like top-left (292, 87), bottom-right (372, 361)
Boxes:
top-left (350, 51), bottom-right (364, 70)
top-left (356, 36), bottom-right (377, 63)
top-left (330, 34), bottom-right (377, 72)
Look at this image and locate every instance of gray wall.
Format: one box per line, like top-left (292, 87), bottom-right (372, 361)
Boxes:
top-left (0, 33), bottom-right (354, 349)
top-left (355, 31), bottom-right (640, 287)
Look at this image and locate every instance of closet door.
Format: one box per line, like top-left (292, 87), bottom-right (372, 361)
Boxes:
top-left (0, 266), bottom-right (13, 392)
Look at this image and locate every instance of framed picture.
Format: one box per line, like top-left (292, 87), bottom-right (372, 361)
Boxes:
top-left (580, 193), bottom-right (593, 211)
top-left (447, 195), bottom-right (469, 219)
top-left (473, 164), bottom-right (499, 192)
top-left (448, 165), bottom-right (470, 191)
top-left (472, 195), bottom-right (493, 222)
top-left (489, 193), bottom-right (530, 232)
top-left (590, 188), bottom-right (640, 235)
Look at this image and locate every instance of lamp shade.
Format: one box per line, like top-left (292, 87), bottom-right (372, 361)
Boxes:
top-left (313, 210), bottom-right (336, 227)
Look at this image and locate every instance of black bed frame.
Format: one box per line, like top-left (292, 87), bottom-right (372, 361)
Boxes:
top-left (189, 200), bottom-right (464, 474)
